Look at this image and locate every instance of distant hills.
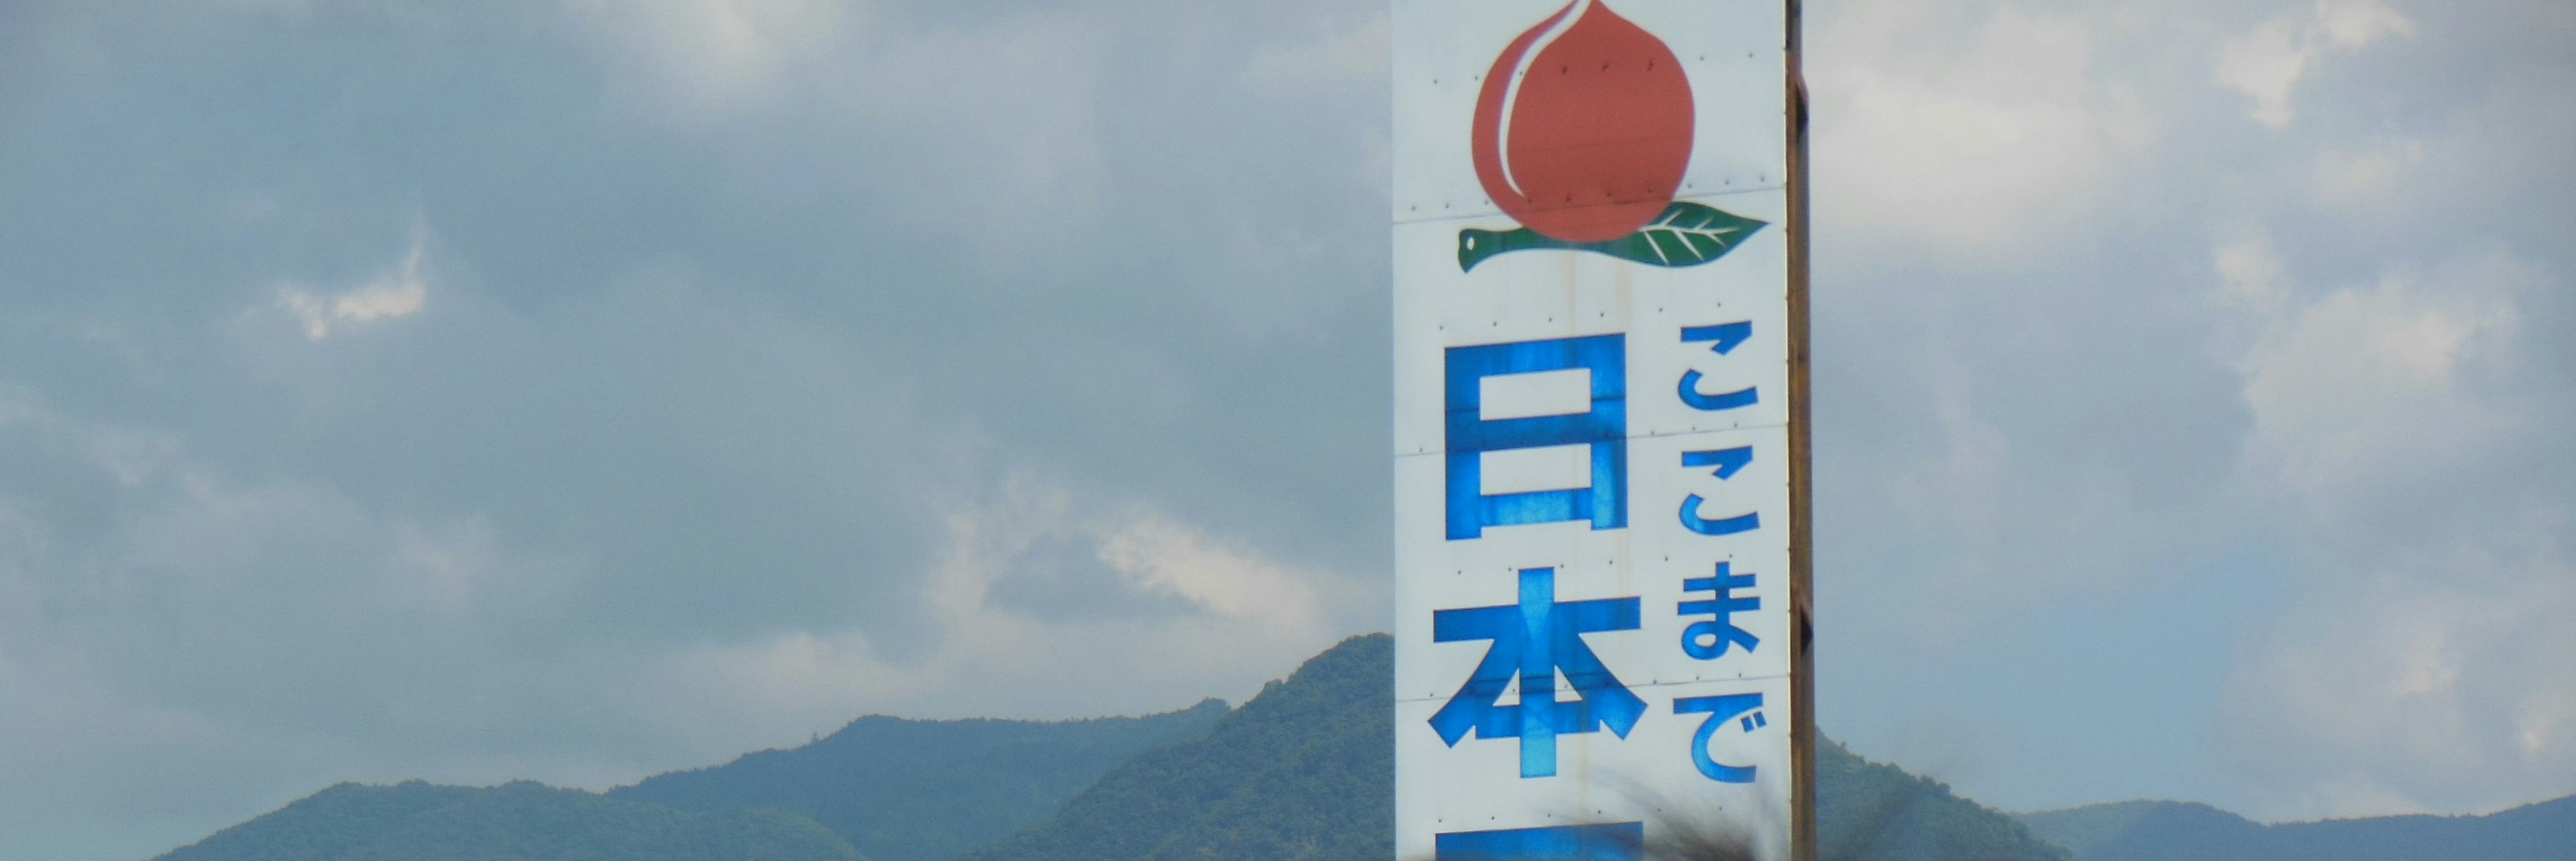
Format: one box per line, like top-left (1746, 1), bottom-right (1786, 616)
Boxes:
top-left (2017, 795), bottom-right (2576, 861)
top-left (1816, 737), bottom-right (2068, 861)
top-left (154, 635), bottom-right (2575, 860)
top-left (963, 634), bottom-right (1393, 860)
top-left (155, 781), bottom-right (859, 861)
top-left (610, 697), bottom-right (1227, 861)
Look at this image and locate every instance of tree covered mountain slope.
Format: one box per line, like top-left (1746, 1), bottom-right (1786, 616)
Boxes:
top-left (608, 697), bottom-right (1230, 861)
top-left (152, 632), bottom-right (2573, 861)
top-left (2016, 794), bottom-right (2576, 861)
top-left (152, 781), bottom-right (859, 861)
top-left (962, 633), bottom-right (1395, 861)
top-left (965, 632), bottom-right (2067, 861)
top-left (1815, 739), bottom-right (2071, 861)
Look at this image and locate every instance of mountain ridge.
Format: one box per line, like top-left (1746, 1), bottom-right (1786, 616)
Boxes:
top-left (608, 697), bottom-right (1230, 861)
top-left (153, 780), bottom-right (861, 861)
top-left (146, 634), bottom-right (2576, 860)
top-left (2016, 794), bottom-right (2576, 861)
top-left (963, 633), bottom-right (1396, 861)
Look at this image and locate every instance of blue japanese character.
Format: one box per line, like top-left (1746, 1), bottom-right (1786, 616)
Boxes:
top-left (1446, 335), bottom-right (1626, 540)
top-left (1678, 447), bottom-right (1759, 536)
top-left (1677, 322), bottom-right (1758, 412)
top-left (1674, 693), bottom-right (1764, 783)
top-left (1429, 568), bottom-right (1644, 778)
top-left (1438, 822), bottom-right (1644, 860)
top-left (1679, 561), bottom-right (1760, 660)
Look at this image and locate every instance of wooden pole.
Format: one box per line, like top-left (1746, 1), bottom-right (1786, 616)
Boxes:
top-left (1784, 1), bottom-right (1818, 860)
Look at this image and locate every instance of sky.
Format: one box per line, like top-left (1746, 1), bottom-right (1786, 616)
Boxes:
top-left (0, 0), bottom-right (2569, 858)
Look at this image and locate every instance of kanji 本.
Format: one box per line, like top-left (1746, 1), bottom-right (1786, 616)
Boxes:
top-left (1428, 568), bottom-right (1644, 779)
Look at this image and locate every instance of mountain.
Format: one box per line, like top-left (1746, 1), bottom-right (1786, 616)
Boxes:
top-left (610, 697), bottom-right (1230, 861)
top-left (965, 632), bottom-right (2065, 861)
top-left (153, 781), bottom-right (859, 861)
top-left (158, 632), bottom-right (2569, 861)
top-left (962, 633), bottom-right (1395, 861)
top-left (2017, 795), bottom-right (2576, 861)
top-left (1816, 739), bottom-right (2071, 861)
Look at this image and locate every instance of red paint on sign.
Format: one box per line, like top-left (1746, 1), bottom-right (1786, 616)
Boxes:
top-left (1471, 1), bottom-right (1695, 244)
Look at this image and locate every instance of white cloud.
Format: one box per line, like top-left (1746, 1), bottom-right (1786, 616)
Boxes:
top-left (2208, 225), bottom-right (2573, 819)
top-left (2214, 0), bottom-right (2414, 129)
top-left (569, 0), bottom-right (1111, 249)
top-left (2220, 239), bottom-right (2530, 499)
top-left (276, 237), bottom-right (429, 340)
top-left (653, 471), bottom-right (1366, 750)
top-left (2214, 230), bottom-right (2296, 323)
top-left (2214, 17), bottom-right (2308, 129)
top-left (1813, 2), bottom-right (2151, 253)
top-left (2222, 508), bottom-right (2576, 819)
top-left (563, 0), bottom-right (857, 109)
top-left (2312, 139), bottom-right (2426, 210)
top-left (2312, 0), bottom-right (2418, 50)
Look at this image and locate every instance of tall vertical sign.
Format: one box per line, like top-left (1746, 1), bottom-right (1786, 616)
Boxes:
top-left (1392, 1), bottom-right (1811, 859)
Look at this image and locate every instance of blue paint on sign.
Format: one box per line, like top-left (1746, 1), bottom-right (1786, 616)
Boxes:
top-left (1445, 336), bottom-right (1626, 540)
top-left (1674, 693), bottom-right (1764, 783)
top-left (1680, 322), bottom-right (1754, 355)
top-left (1680, 447), bottom-right (1754, 479)
top-left (1678, 323), bottom-right (1757, 412)
top-left (1436, 822), bottom-right (1646, 860)
top-left (1678, 371), bottom-right (1759, 412)
top-left (1430, 568), bottom-right (1644, 778)
top-left (1679, 562), bottom-right (1760, 661)
top-left (1678, 448), bottom-right (1760, 536)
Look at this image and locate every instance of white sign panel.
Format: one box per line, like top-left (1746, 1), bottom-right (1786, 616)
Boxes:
top-left (1393, 1), bottom-right (1805, 858)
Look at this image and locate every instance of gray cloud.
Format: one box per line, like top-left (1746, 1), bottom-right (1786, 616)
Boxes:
top-left (0, 0), bottom-right (2570, 858)
top-left (1805, 0), bottom-right (2576, 820)
top-left (1, 0), bottom-right (1389, 856)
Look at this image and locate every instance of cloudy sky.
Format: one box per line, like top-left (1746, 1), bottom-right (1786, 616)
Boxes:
top-left (0, 0), bottom-right (2569, 857)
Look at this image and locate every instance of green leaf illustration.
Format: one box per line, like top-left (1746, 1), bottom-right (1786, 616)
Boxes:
top-left (1458, 201), bottom-right (1768, 272)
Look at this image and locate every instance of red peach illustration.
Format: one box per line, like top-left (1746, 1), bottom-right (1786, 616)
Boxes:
top-left (1471, 0), bottom-right (1695, 244)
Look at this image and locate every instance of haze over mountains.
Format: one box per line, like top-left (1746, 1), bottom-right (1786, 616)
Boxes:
top-left (2017, 795), bottom-right (2576, 861)
top-left (151, 781), bottom-right (862, 861)
top-left (612, 699), bottom-right (1230, 860)
top-left (154, 636), bottom-right (2574, 861)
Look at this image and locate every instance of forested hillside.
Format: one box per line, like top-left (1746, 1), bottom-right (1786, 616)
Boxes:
top-left (612, 697), bottom-right (1228, 861)
top-left (2017, 795), bottom-right (2576, 861)
top-left (1815, 739), bottom-right (2070, 861)
top-left (152, 781), bottom-right (858, 861)
top-left (964, 632), bottom-right (2066, 861)
top-left (152, 634), bottom-right (2572, 861)
top-left (963, 634), bottom-right (1395, 861)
